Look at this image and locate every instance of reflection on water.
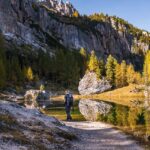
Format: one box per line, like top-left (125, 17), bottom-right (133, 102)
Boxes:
top-left (96, 100), bottom-right (150, 141)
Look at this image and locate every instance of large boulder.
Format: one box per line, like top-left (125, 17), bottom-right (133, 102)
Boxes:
top-left (0, 101), bottom-right (76, 149)
top-left (24, 90), bottom-right (51, 109)
top-left (78, 72), bottom-right (112, 95)
top-left (79, 99), bottom-right (112, 121)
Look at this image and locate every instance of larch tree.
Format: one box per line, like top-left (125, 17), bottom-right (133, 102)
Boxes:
top-left (88, 50), bottom-right (100, 78)
top-left (126, 64), bottom-right (135, 84)
top-left (115, 63), bottom-right (122, 88)
top-left (72, 11), bottom-right (79, 18)
top-left (120, 60), bottom-right (127, 87)
top-left (26, 67), bottom-right (34, 81)
top-left (143, 50), bottom-right (150, 85)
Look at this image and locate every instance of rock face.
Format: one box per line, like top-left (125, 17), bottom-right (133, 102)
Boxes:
top-left (39, 0), bottom-right (77, 16)
top-left (79, 99), bottom-right (112, 121)
top-left (0, 0), bottom-right (149, 66)
top-left (24, 90), bottom-right (51, 108)
top-left (78, 72), bottom-right (112, 95)
top-left (0, 101), bottom-right (76, 150)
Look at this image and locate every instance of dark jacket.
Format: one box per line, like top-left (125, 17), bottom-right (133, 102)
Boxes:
top-left (64, 94), bottom-right (73, 107)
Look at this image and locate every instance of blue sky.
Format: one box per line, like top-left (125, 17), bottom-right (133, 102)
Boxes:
top-left (69, 0), bottom-right (150, 32)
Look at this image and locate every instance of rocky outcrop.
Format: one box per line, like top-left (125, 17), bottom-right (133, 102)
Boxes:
top-left (0, 0), bottom-right (149, 65)
top-left (79, 99), bottom-right (112, 121)
top-left (24, 90), bottom-right (51, 108)
top-left (0, 101), bottom-right (76, 150)
top-left (78, 72), bottom-right (112, 95)
top-left (39, 0), bottom-right (77, 16)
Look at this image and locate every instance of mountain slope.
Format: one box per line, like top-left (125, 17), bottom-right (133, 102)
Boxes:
top-left (0, 0), bottom-right (149, 68)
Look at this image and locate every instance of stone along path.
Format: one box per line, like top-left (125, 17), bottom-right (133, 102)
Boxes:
top-left (64, 121), bottom-right (144, 150)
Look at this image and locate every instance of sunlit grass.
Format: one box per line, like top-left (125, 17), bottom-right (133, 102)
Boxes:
top-left (52, 84), bottom-right (145, 106)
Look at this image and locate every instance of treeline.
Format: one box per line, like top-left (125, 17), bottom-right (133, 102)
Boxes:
top-left (83, 48), bottom-right (143, 88)
top-left (0, 32), bottom-right (149, 90)
top-left (0, 34), bottom-right (85, 89)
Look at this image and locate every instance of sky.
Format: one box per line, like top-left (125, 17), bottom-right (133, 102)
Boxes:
top-left (69, 0), bottom-right (150, 32)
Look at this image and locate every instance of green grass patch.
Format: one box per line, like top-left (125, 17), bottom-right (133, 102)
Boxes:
top-left (43, 100), bottom-right (85, 121)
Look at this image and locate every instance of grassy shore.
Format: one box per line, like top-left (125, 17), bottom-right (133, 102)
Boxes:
top-left (51, 84), bottom-right (145, 106)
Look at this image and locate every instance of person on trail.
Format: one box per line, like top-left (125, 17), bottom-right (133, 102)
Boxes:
top-left (64, 90), bottom-right (74, 121)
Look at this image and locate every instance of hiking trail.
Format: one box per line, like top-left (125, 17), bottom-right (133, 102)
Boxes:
top-left (64, 121), bottom-right (144, 150)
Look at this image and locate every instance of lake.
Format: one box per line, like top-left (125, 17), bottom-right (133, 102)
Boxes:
top-left (43, 99), bottom-right (150, 143)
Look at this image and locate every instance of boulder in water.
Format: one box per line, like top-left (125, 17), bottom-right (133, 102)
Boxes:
top-left (24, 90), bottom-right (51, 108)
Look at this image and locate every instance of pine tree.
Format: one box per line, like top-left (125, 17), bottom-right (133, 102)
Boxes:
top-left (106, 55), bottom-right (117, 86)
top-left (99, 59), bottom-right (105, 77)
top-left (10, 57), bottom-right (23, 83)
top-left (80, 47), bottom-right (88, 75)
top-left (0, 59), bottom-right (6, 88)
top-left (0, 33), bottom-right (6, 88)
top-left (88, 50), bottom-right (100, 78)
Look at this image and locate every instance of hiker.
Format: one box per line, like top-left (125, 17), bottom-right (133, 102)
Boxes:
top-left (64, 90), bottom-right (74, 121)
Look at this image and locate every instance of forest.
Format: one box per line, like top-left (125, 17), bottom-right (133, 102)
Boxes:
top-left (0, 32), bottom-right (150, 90)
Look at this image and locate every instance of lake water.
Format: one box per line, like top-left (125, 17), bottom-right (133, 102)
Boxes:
top-left (43, 99), bottom-right (150, 143)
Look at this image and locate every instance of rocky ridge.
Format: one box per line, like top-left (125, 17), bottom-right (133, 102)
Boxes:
top-left (0, 0), bottom-right (149, 65)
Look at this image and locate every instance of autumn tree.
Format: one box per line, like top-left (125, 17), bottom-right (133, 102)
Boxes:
top-left (143, 50), bottom-right (150, 84)
top-left (26, 67), bottom-right (34, 81)
top-left (88, 50), bottom-right (100, 78)
top-left (72, 11), bottom-right (79, 18)
top-left (115, 63), bottom-right (122, 87)
top-left (126, 64), bottom-right (135, 84)
top-left (120, 60), bottom-right (127, 87)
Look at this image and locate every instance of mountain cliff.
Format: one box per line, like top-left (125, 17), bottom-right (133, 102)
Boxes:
top-left (0, 0), bottom-right (150, 78)
top-left (0, 0), bottom-right (150, 63)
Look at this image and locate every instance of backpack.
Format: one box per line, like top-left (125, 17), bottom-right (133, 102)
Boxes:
top-left (65, 94), bottom-right (73, 107)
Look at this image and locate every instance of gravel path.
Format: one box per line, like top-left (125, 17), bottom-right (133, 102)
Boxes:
top-left (64, 121), bottom-right (144, 150)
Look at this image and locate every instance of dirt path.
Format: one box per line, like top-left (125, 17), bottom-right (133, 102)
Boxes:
top-left (64, 121), bottom-right (144, 150)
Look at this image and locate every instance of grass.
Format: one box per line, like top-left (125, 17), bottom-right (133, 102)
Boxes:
top-left (52, 84), bottom-right (145, 107)
top-left (43, 100), bottom-right (85, 121)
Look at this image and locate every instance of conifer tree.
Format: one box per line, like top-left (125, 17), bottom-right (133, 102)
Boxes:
top-left (0, 33), bottom-right (6, 88)
top-left (115, 63), bottom-right (122, 87)
top-left (26, 67), bottom-right (34, 81)
top-left (0, 59), bottom-right (6, 88)
top-left (143, 50), bottom-right (150, 84)
top-left (120, 60), bottom-right (127, 87)
top-left (126, 64), bottom-right (135, 84)
top-left (106, 55), bottom-right (117, 86)
top-left (80, 47), bottom-right (88, 75)
top-left (72, 11), bottom-right (79, 18)
top-left (99, 59), bottom-right (105, 78)
top-left (88, 50), bottom-right (100, 78)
